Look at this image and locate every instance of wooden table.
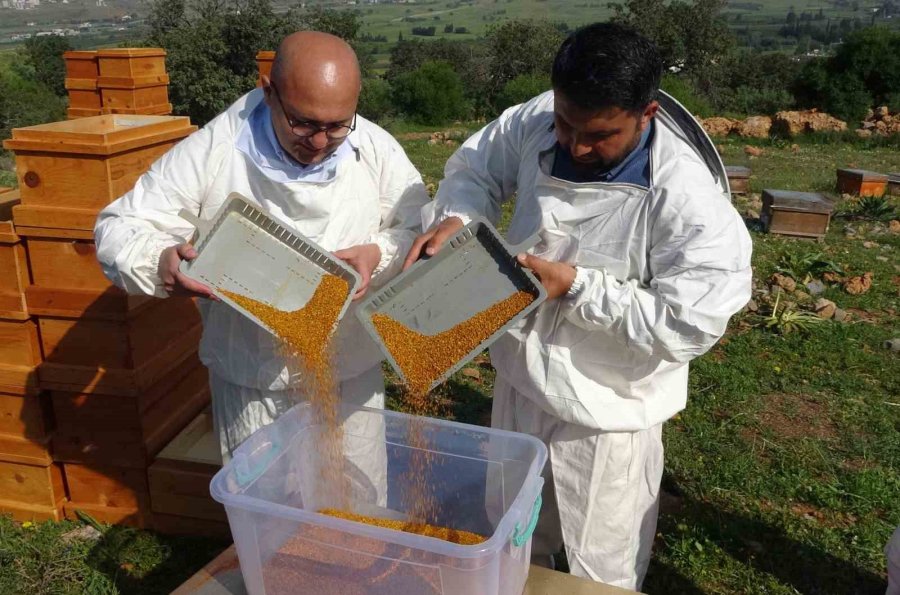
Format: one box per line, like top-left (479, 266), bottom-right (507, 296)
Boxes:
top-left (172, 545), bottom-right (640, 595)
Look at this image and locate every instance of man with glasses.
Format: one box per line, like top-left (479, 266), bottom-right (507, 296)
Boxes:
top-left (95, 31), bottom-right (430, 461)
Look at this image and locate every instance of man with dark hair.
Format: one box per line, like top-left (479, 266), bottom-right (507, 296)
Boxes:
top-left (405, 22), bottom-right (751, 589)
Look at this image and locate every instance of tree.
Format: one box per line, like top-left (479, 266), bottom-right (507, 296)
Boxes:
top-left (391, 61), bottom-right (469, 124)
top-left (495, 73), bottom-right (550, 112)
top-left (0, 69), bottom-right (66, 143)
top-left (18, 35), bottom-right (71, 97)
top-left (484, 20), bottom-right (564, 99)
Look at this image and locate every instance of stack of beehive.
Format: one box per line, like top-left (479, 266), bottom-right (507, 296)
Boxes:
top-left (65, 49), bottom-right (172, 120)
top-left (0, 187), bottom-right (62, 521)
top-left (2, 63), bottom-right (210, 527)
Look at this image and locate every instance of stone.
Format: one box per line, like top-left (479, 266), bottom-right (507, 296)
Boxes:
top-left (791, 143), bottom-right (801, 153)
top-left (793, 290), bottom-right (811, 303)
top-left (744, 145), bottom-right (764, 157)
top-left (890, 220), bottom-right (900, 234)
top-left (814, 298), bottom-right (836, 319)
top-left (700, 117), bottom-right (738, 137)
top-left (745, 209), bottom-right (760, 220)
top-left (805, 280), bottom-right (826, 295)
top-left (883, 338), bottom-right (900, 352)
top-left (738, 116), bottom-right (772, 139)
top-left (745, 298), bottom-right (759, 313)
top-left (833, 308), bottom-right (849, 322)
top-left (863, 241), bottom-right (880, 249)
top-left (769, 273), bottom-right (797, 292)
top-left (773, 110), bottom-right (847, 136)
top-left (877, 106), bottom-right (890, 119)
top-left (843, 272), bottom-right (873, 295)
top-left (877, 256), bottom-right (889, 262)
top-left (856, 129), bottom-right (873, 138)
top-left (461, 368), bottom-right (481, 380)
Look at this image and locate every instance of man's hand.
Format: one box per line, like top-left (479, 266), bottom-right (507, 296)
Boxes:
top-left (159, 243), bottom-right (217, 299)
top-left (402, 216), bottom-right (464, 270)
top-left (517, 253), bottom-right (576, 300)
top-left (334, 243), bottom-right (381, 300)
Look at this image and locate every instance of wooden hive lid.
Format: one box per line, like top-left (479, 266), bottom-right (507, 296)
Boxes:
top-left (725, 165), bottom-right (751, 178)
top-left (887, 172), bottom-right (900, 182)
top-left (837, 168), bottom-right (888, 181)
top-left (762, 189), bottom-right (834, 214)
top-left (3, 114), bottom-right (196, 155)
top-left (97, 48), bottom-right (167, 58)
top-left (63, 50), bottom-right (98, 60)
top-left (156, 408), bottom-right (221, 467)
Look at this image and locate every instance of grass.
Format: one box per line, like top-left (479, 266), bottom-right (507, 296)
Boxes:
top-left (0, 132), bottom-right (898, 594)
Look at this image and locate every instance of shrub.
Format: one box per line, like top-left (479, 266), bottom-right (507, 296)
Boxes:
top-left (660, 74), bottom-right (714, 117)
top-left (357, 77), bottom-right (394, 123)
top-left (391, 61), bottom-right (469, 125)
top-left (495, 73), bottom-right (550, 113)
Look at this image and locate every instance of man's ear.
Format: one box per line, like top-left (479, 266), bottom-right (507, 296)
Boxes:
top-left (641, 100), bottom-right (660, 129)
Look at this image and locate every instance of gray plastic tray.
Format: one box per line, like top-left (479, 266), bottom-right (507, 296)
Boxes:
top-left (356, 217), bottom-right (547, 393)
top-left (178, 193), bottom-right (360, 337)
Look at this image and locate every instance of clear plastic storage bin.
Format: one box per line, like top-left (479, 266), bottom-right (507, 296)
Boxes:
top-left (211, 403), bottom-right (547, 595)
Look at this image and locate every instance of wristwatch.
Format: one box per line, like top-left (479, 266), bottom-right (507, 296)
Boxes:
top-left (565, 266), bottom-right (587, 299)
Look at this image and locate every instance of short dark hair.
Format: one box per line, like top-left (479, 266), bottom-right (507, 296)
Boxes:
top-left (551, 22), bottom-right (663, 113)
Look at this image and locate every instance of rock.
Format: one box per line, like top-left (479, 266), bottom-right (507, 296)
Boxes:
top-left (793, 290), bottom-right (811, 303)
top-left (744, 145), bottom-right (764, 157)
top-left (61, 525), bottom-right (102, 544)
top-left (863, 120), bottom-right (876, 130)
top-left (883, 338), bottom-right (900, 352)
top-left (863, 240), bottom-right (880, 249)
top-left (744, 209), bottom-right (760, 220)
top-left (747, 193), bottom-right (763, 211)
top-left (738, 116), bottom-right (772, 138)
top-left (769, 273), bottom-right (797, 292)
top-left (833, 308), bottom-right (849, 322)
top-left (805, 280), bottom-right (826, 295)
top-left (815, 298), bottom-right (836, 319)
top-left (876, 256), bottom-right (889, 262)
top-left (443, 139), bottom-right (457, 146)
top-left (844, 272), bottom-right (873, 295)
top-left (876, 106), bottom-right (890, 119)
top-left (461, 368), bottom-right (481, 380)
top-left (866, 108), bottom-right (875, 120)
top-left (876, 120), bottom-right (888, 133)
top-left (773, 110), bottom-right (847, 136)
top-left (856, 129), bottom-right (873, 138)
top-left (791, 143), bottom-right (801, 153)
top-left (427, 138), bottom-right (440, 145)
top-left (823, 271), bottom-right (843, 284)
top-left (890, 220), bottom-right (900, 234)
top-left (745, 298), bottom-right (759, 313)
top-left (700, 117), bottom-right (738, 137)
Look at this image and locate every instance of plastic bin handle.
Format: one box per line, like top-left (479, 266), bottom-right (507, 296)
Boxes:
top-left (511, 493), bottom-right (542, 548)
top-left (177, 208), bottom-right (208, 244)
top-left (233, 439), bottom-right (281, 488)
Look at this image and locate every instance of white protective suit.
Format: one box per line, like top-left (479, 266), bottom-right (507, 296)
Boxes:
top-left (426, 91), bottom-right (752, 589)
top-left (95, 88), bottom-right (430, 462)
top-left (888, 525), bottom-right (900, 595)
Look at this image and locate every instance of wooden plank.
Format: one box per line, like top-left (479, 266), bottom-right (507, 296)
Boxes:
top-left (63, 502), bottom-right (151, 528)
top-left (63, 50), bottom-right (98, 79)
top-left (10, 225), bottom-right (94, 240)
top-left (63, 462), bottom-right (150, 508)
top-left (27, 238), bottom-right (111, 291)
top-left (13, 203), bottom-right (99, 231)
top-left (0, 433), bottom-right (52, 466)
top-left (97, 49), bottom-right (167, 79)
top-left (102, 104), bottom-right (173, 116)
top-left (0, 194), bottom-right (30, 318)
top-left (0, 319), bottom-right (41, 393)
top-left (157, 409), bottom-right (220, 466)
top-left (0, 390), bottom-right (52, 438)
top-left (25, 286), bottom-right (156, 320)
top-left (101, 85), bottom-right (170, 112)
top-left (0, 459), bottom-right (65, 507)
top-left (0, 497), bottom-right (65, 522)
top-left (148, 459), bottom-right (225, 521)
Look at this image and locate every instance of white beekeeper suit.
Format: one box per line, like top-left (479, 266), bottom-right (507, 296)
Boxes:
top-left (95, 88), bottom-right (430, 463)
top-left (425, 91), bottom-right (752, 588)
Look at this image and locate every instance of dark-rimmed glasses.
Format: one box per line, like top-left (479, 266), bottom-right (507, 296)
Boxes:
top-left (270, 83), bottom-right (356, 140)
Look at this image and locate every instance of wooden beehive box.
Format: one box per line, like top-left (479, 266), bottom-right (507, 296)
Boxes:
top-left (0, 318), bottom-right (42, 395)
top-left (63, 462), bottom-right (153, 527)
top-left (3, 115), bottom-right (196, 230)
top-left (65, 78), bottom-right (102, 110)
top-left (64, 50), bottom-right (99, 79)
top-left (761, 189), bottom-right (834, 241)
top-left (100, 75), bottom-right (170, 114)
top-left (836, 168), bottom-right (888, 197)
top-left (149, 408), bottom-right (227, 535)
top-left (37, 296), bottom-right (202, 396)
top-left (0, 190), bottom-right (29, 321)
top-left (97, 48), bottom-right (167, 80)
top-left (0, 389), bottom-right (53, 464)
top-left (0, 459), bottom-right (66, 521)
top-left (21, 234), bottom-right (154, 319)
top-left (888, 173), bottom-right (900, 196)
top-left (64, 50), bottom-right (102, 119)
top-left (725, 165), bottom-right (751, 195)
top-left (52, 356), bottom-right (209, 468)
top-left (256, 50), bottom-right (275, 87)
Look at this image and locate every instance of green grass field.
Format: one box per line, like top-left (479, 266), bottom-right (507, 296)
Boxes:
top-left (0, 132), bottom-right (898, 594)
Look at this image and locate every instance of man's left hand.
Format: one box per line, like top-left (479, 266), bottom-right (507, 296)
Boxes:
top-left (517, 253), bottom-right (576, 300)
top-left (334, 243), bottom-right (381, 300)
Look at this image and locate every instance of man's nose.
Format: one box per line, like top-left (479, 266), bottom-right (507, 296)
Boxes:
top-left (307, 130), bottom-right (330, 149)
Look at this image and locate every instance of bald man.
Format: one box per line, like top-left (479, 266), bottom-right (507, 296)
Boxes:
top-left (94, 32), bottom-right (430, 460)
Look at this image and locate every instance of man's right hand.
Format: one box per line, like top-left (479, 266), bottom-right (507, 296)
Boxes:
top-left (158, 243), bottom-right (217, 299)
top-left (402, 216), bottom-right (465, 270)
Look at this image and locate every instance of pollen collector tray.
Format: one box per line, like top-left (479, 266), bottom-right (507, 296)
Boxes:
top-left (357, 217), bottom-right (547, 393)
top-left (178, 193), bottom-right (359, 335)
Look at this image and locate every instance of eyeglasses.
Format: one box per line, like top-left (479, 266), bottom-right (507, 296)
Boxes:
top-left (269, 83), bottom-right (356, 140)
